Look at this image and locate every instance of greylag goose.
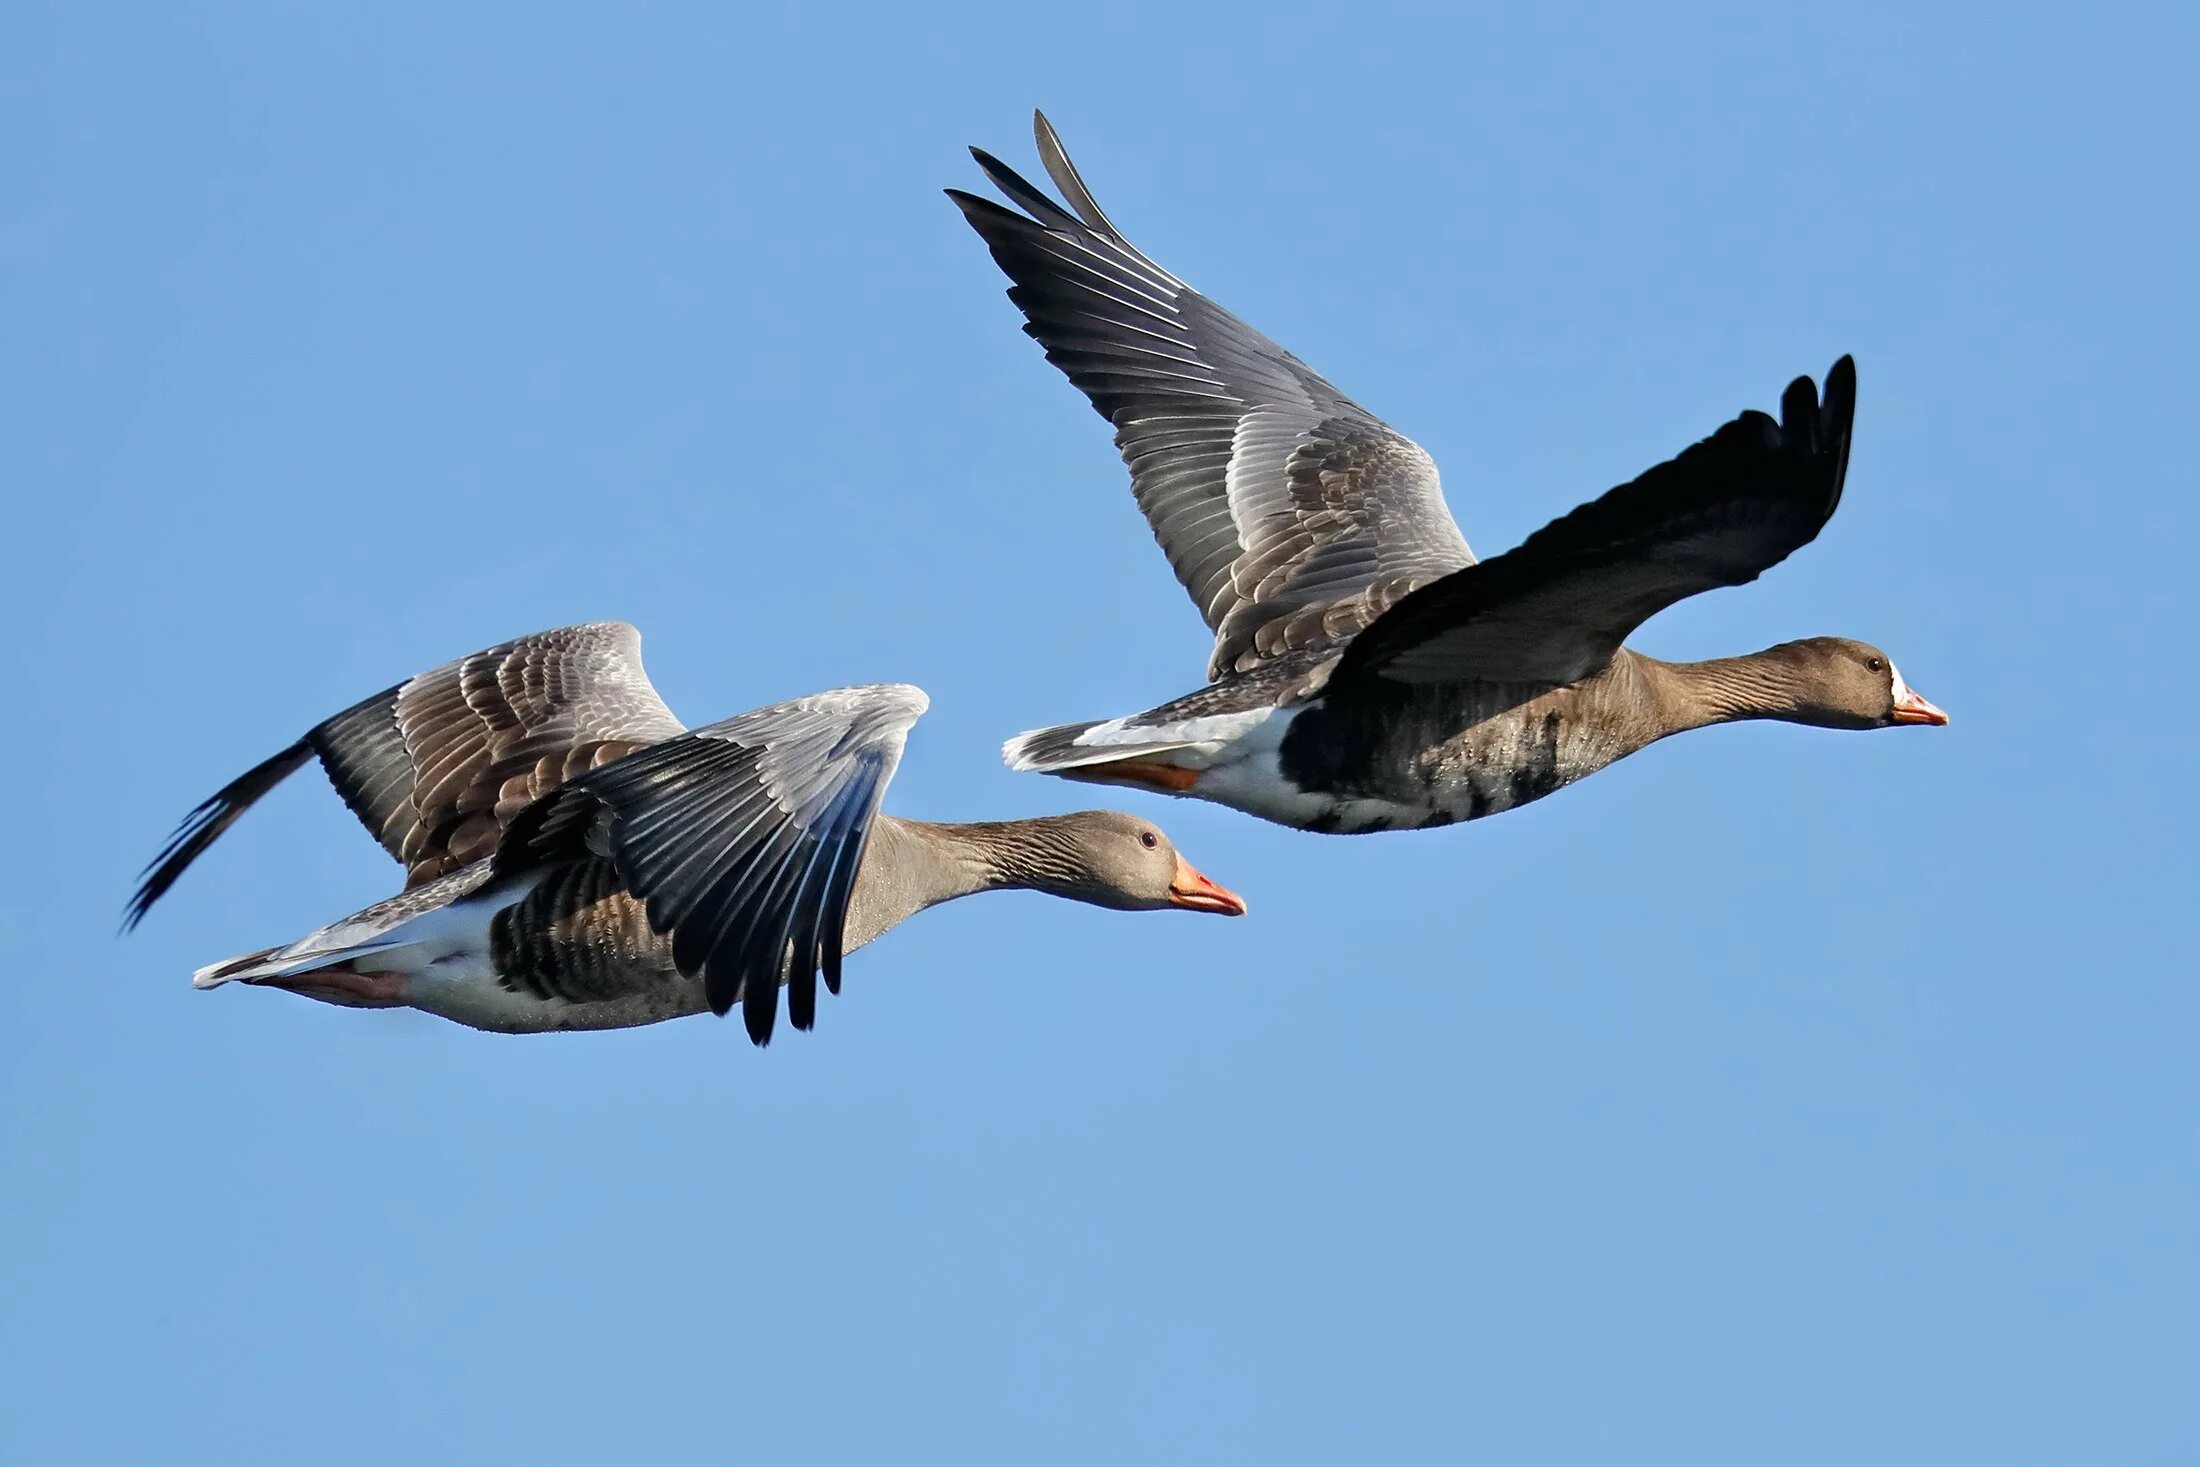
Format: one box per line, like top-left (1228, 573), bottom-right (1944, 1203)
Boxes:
top-left (949, 114), bottom-right (1948, 836)
top-left (124, 622), bottom-right (1244, 1043)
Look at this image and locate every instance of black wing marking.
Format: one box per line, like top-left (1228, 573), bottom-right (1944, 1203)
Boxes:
top-left (1333, 359), bottom-right (1857, 689)
top-left (494, 684), bottom-right (928, 1045)
top-left (125, 681), bottom-right (401, 930)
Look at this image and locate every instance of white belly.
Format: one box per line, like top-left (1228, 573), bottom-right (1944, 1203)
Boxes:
top-left (1189, 707), bottom-right (1421, 834)
top-left (369, 885), bottom-right (713, 1035)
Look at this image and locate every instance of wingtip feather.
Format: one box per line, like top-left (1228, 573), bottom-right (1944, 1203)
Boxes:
top-left (1822, 355), bottom-right (1858, 429)
top-left (122, 739), bottom-right (314, 934)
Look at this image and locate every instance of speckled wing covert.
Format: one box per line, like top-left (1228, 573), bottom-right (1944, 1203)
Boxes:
top-left (950, 112), bottom-right (1476, 681)
top-left (491, 684), bottom-right (930, 1046)
top-left (1334, 359), bottom-right (1856, 689)
top-left (125, 622), bottom-right (686, 928)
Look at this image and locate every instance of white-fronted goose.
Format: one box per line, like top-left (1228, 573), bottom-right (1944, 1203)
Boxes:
top-left (125, 623), bottom-right (1244, 1043)
top-left (949, 114), bottom-right (1948, 835)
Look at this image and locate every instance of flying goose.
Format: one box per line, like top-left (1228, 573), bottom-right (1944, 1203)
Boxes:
top-left (949, 114), bottom-right (1948, 836)
top-left (125, 622), bottom-right (1244, 1043)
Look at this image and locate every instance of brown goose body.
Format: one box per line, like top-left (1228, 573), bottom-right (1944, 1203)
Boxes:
top-left (1259, 644), bottom-right (1942, 834)
top-left (422, 814), bottom-right (1211, 1034)
top-left (1271, 657), bottom-right (1675, 834)
top-left (133, 625), bottom-right (1244, 1045)
top-left (954, 115), bottom-right (1947, 834)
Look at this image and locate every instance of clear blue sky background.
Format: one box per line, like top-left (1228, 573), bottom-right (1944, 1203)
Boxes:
top-left (4, 3), bottom-right (2193, 1462)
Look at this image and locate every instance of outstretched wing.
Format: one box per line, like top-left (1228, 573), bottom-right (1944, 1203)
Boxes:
top-left (950, 111), bottom-right (1475, 680)
top-left (493, 684), bottom-right (929, 1046)
top-left (1333, 359), bottom-right (1856, 689)
top-left (126, 622), bottom-right (686, 927)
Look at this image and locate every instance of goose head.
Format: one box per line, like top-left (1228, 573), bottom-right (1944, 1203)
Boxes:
top-left (1031, 811), bottom-right (1248, 916)
top-left (1767, 637), bottom-right (1950, 730)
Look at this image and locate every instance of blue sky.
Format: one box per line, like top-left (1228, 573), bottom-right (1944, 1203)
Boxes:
top-left (4, 2), bottom-right (2193, 1462)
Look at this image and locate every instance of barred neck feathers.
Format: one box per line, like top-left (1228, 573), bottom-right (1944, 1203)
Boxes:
top-left (840, 815), bottom-right (1115, 951)
top-left (844, 810), bottom-right (1225, 950)
top-left (1641, 637), bottom-right (1920, 734)
top-left (1647, 652), bottom-right (1816, 731)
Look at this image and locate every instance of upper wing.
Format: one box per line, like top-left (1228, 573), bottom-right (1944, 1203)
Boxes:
top-left (492, 684), bottom-right (929, 1046)
top-left (126, 622), bottom-right (687, 927)
top-left (949, 111), bottom-right (1475, 680)
top-left (1333, 359), bottom-right (1856, 688)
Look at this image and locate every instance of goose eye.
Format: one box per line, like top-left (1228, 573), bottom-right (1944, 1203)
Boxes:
top-left (1139, 831), bottom-right (1158, 850)
top-left (1866, 657), bottom-right (1885, 673)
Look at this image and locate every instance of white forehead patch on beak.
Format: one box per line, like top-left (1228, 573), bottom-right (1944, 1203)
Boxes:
top-left (1888, 660), bottom-right (1912, 705)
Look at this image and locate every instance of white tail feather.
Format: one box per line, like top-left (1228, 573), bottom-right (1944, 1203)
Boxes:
top-left (1003, 707), bottom-right (1277, 774)
top-left (193, 936), bottom-right (407, 988)
top-left (191, 882), bottom-right (511, 990)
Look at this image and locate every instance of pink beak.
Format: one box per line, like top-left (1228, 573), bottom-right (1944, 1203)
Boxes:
top-left (1891, 687), bottom-right (1950, 726)
top-left (1167, 856), bottom-right (1248, 916)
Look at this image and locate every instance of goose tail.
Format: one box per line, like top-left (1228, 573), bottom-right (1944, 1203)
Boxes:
top-left (1003, 719), bottom-right (1201, 775)
top-left (192, 934), bottom-right (410, 989)
top-left (192, 946), bottom-right (287, 989)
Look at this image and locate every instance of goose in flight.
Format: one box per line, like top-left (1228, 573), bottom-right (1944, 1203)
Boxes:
top-left (949, 114), bottom-right (1948, 835)
top-left (125, 622), bottom-right (1244, 1044)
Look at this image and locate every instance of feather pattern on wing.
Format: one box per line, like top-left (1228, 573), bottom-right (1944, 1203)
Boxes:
top-left (126, 622), bottom-right (686, 926)
top-left (950, 112), bottom-right (1475, 679)
top-left (492, 684), bottom-right (929, 1044)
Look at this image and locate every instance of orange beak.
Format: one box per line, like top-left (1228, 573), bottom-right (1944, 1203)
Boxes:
top-left (1891, 688), bottom-right (1950, 726)
top-left (1168, 855), bottom-right (1247, 916)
